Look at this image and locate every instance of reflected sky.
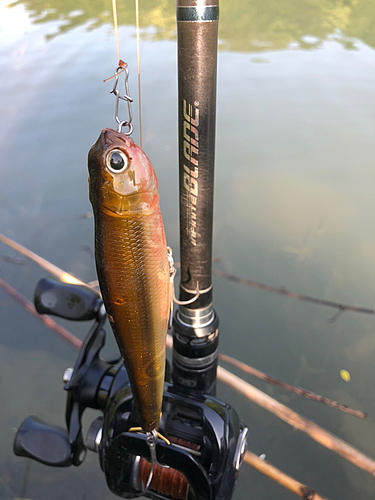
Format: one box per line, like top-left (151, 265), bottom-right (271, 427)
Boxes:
top-left (215, 42), bottom-right (375, 304)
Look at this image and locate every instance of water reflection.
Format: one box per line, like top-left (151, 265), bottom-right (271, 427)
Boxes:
top-left (7, 0), bottom-right (375, 51)
top-left (1, 0), bottom-right (375, 498)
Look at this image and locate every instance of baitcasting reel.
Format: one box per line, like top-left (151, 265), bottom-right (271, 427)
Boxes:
top-left (14, 278), bottom-right (248, 500)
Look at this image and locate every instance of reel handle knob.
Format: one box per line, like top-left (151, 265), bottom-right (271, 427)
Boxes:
top-left (34, 277), bottom-right (102, 321)
top-left (13, 416), bottom-right (74, 467)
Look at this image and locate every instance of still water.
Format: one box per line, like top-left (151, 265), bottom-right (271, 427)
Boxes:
top-left (1, 0), bottom-right (375, 498)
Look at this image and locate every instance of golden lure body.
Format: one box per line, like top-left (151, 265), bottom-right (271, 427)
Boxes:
top-left (88, 128), bottom-right (170, 432)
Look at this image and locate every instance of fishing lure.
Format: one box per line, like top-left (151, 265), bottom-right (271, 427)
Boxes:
top-left (88, 128), bottom-right (170, 432)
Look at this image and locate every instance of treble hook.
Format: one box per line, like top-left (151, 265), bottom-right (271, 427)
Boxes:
top-left (127, 427), bottom-right (170, 491)
top-left (104, 62), bottom-right (134, 135)
top-left (143, 430), bottom-right (169, 491)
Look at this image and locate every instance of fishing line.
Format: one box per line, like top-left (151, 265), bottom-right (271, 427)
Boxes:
top-left (111, 0), bottom-right (121, 62)
top-left (110, 0), bottom-right (142, 146)
top-left (135, 0), bottom-right (143, 148)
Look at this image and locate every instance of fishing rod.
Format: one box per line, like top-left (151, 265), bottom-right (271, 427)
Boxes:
top-left (173, 0), bottom-right (220, 396)
top-left (13, 1), bottom-right (248, 499)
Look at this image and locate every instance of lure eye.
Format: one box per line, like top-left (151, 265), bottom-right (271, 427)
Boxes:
top-left (106, 149), bottom-right (129, 173)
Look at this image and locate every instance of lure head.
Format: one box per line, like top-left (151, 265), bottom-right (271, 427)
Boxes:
top-left (88, 129), bottom-right (158, 216)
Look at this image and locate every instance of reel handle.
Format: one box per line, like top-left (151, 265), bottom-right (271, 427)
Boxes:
top-left (34, 277), bottom-right (102, 321)
top-left (13, 416), bottom-right (75, 467)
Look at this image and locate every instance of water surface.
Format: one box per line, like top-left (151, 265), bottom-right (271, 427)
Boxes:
top-left (1, 0), bottom-right (375, 498)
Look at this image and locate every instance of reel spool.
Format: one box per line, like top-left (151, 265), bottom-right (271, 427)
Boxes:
top-left (138, 437), bottom-right (199, 499)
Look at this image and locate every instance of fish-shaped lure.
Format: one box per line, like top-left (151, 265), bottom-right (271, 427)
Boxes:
top-left (88, 128), bottom-right (170, 432)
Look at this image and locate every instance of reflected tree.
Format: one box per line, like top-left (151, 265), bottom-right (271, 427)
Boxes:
top-left (6, 0), bottom-right (375, 51)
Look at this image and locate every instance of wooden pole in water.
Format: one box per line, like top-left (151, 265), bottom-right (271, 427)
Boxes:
top-left (0, 277), bottom-right (83, 350)
top-left (219, 352), bottom-right (367, 419)
top-left (243, 451), bottom-right (330, 500)
top-left (218, 365), bottom-right (375, 477)
top-left (0, 233), bottom-right (85, 285)
top-left (2, 236), bottom-right (375, 479)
